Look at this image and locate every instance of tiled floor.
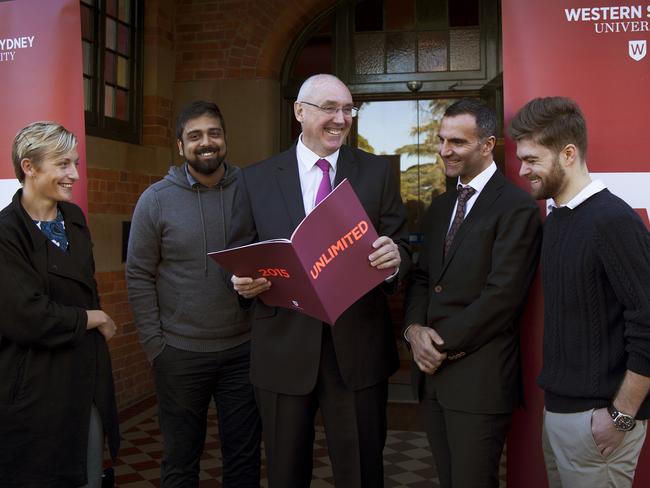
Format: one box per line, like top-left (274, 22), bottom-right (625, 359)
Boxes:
top-left (112, 396), bottom-right (505, 487)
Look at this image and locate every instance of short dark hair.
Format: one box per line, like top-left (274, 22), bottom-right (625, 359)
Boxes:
top-left (508, 97), bottom-right (587, 158)
top-left (444, 98), bottom-right (497, 140)
top-left (176, 101), bottom-right (226, 140)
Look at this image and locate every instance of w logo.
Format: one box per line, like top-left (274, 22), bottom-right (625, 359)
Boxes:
top-left (629, 40), bottom-right (647, 61)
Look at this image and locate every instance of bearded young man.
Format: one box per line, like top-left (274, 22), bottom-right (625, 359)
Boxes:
top-left (126, 101), bottom-right (261, 488)
top-left (511, 96), bottom-right (650, 488)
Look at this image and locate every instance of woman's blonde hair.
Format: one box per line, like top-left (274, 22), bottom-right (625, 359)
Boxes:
top-left (11, 121), bottom-right (77, 183)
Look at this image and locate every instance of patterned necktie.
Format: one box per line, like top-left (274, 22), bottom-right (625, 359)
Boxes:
top-left (314, 158), bottom-right (332, 205)
top-left (444, 185), bottom-right (476, 256)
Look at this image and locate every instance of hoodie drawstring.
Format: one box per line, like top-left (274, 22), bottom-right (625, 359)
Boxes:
top-left (195, 188), bottom-right (209, 276)
top-left (220, 186), bottom-right (226, 249)
top-left (196, 182), bottom-right (227, 276)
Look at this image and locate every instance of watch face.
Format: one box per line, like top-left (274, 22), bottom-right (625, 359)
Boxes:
top-left (615, 414), bottom-right (636, 431)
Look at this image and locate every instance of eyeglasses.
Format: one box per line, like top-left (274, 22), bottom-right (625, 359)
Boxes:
top-left (298, 101), bottom-right (359, 118)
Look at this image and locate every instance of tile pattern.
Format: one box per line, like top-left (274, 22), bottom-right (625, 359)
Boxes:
top-left (113, 402), bottom-right (504, 487)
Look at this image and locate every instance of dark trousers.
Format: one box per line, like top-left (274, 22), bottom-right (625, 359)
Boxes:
top-left (422, 376), bottom-right (511, 488)
top-left (153, 341), bottom-right (261, 488)
top-left (256, 325), bottom-right (388, 488)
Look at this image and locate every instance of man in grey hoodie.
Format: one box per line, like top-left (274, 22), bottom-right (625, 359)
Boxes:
top-left (126, 101), bottom-right (261, 488)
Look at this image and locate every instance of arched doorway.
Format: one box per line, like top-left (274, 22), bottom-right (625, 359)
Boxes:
top-left (281, 0), bottom-right (504, 402)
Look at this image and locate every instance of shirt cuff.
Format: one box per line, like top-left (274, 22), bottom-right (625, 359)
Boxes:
top-left (403, 324), bottom-right (415, 343)
top-left (385, 266), bottom-right (399, 283)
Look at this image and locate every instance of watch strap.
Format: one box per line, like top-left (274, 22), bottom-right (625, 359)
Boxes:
top-left (608, 405), bottom-right (636, 431)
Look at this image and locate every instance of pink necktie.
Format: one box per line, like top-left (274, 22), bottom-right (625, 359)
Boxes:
top-left (315, 158), bottom-right (332, 205)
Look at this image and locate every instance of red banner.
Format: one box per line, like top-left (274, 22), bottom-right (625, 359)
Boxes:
top-left (0, 0), bottom-right (87, 211)
top-left (503, 0), bottom-right (650, 486)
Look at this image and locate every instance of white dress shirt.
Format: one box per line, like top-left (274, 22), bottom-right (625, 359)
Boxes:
top-left (296, 134), bottom-right (398, 281)
top-left (296, 134), bottom-right (338, 215)
top-left (448, 162), bottom-right (497, 231)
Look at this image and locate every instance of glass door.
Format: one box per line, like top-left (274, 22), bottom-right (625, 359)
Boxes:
top-left (355, 98), bottom-right (456, 238)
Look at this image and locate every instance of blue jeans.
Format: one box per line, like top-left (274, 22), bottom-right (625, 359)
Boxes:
top-left (78, 404), bottom-right (103, 488)
top-left (153, 341), bottom-right (261, 488)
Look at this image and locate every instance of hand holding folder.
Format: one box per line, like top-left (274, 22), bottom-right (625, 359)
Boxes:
top-left (209, 179), bottom-right (393, 324)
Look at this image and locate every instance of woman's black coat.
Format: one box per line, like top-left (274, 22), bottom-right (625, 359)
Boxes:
top-left (0, 189), bottom-right (119, 487)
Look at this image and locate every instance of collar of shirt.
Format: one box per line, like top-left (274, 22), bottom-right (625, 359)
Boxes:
top-left (447, 162), bottom-right (497, 231)
top-left (457, 161), bottom-right (497, 195)
top-left (184, 162), bottom-right (228, 188)
top-left (296, 134), bottom-right (340, 214)
top-left (185, 162), bottom-right (202, 188)
top-left (296, 134), bottom-right (339, 174)
top-left (547, 179), bottom-right (606, 213)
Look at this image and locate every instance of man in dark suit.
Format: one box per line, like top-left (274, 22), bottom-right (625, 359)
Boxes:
top-left (229, 74), bottom-right (410, 487)
top-left (404, 98), bottom-right (542, 488)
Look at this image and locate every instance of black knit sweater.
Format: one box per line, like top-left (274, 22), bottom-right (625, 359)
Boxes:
top-left (537, 189), bottom-right (650, 418)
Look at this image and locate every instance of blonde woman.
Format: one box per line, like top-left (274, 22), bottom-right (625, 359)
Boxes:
top-left (0, 121), bottom-right (119, 487)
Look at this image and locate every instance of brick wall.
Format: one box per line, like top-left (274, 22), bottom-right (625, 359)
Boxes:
top-left (88, 167), bottom-right (161, 409)
top-left (146, 0), bottom-right (174, 52)
top-left (96, 271), bottom-right (154, 409)
top-left (87, 168), bottom-right (158, 215)
top-left (143, 95), bottom-right (174, 148)
top-left (174, 0), bottom-right (334, 80)
top-left (143, 0), bottom-right (175, 148)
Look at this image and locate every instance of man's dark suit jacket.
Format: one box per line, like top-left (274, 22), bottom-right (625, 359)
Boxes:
top-left (229, 144), bottom-right (411, 395)
top-left (404, 170), bottom-right (542, 414)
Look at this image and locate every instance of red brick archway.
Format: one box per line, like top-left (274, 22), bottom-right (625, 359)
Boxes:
top-left (174, 0), bottom-right (335, 81)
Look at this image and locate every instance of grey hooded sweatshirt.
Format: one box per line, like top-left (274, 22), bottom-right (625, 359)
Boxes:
top-left (126, 162), bottom-right (250, 362)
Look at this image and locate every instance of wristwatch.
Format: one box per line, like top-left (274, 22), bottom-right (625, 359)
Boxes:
top-left (608, 405), bottom-right (636, 431)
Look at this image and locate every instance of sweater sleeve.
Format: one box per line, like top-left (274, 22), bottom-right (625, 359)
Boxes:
top-left (595, 210), bottom-right (650, 377)
top-left (0, 238), bottom-right (87, 349)
top-left (126, 188), bottom-right (165, 362)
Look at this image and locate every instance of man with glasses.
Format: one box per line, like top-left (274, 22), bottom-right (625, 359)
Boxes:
top-left (229, 74), bottom-right (410, 487)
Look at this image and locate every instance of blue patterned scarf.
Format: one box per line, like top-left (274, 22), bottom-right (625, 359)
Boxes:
top-left (35, 208), bottom-right (69, 251)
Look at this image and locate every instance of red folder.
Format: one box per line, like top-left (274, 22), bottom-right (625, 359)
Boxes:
top-left (209, 179), bottom-right (392, 324)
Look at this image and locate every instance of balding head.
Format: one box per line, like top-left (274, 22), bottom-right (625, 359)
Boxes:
top-left (294, 74), bottom-right (354, 157)
top-left (297, 74), bottom-right (349, 102)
